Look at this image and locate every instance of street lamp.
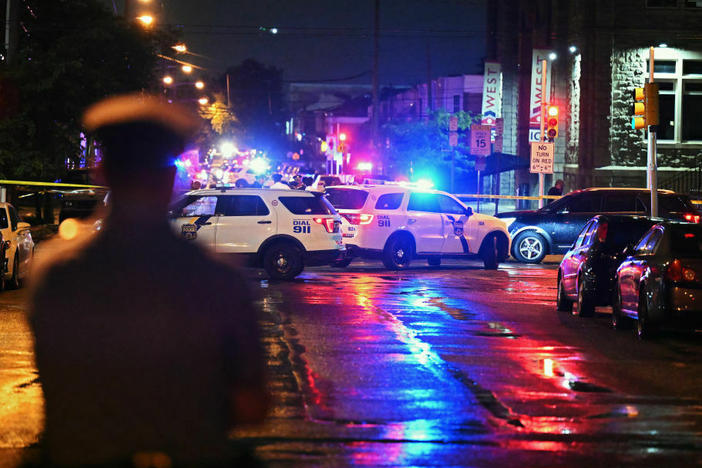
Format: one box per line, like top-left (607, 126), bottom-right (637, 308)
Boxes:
top-left (136, 15), bottom-right (154, 27)
top-left (162, 75), bottom-right (174, 85)
top-left (198, 97), bottom-right (209, 105)
top-left (195, 81), bottom-right (205, 89)
top-left (181, 64), bottom-right (193, 73)
top-left (172, 43), bottom-right (187, 53)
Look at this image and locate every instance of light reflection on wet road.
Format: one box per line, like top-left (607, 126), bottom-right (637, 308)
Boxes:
top-left (0, 261), bottom-right (701, 467)
top-left (239, 261), bottom-right (702, 467)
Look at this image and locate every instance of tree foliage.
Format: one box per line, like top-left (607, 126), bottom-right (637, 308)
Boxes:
top-left (0, 0), bottom-right (162, 180)
top-left (381, 110), bottom-right (481, 188)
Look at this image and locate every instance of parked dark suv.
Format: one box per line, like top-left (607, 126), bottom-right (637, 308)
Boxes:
top-left (496, 188), bottom-right (700, 263)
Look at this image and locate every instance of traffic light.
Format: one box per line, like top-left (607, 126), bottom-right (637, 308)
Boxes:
top-left (546, 105), bottom-right (559, 141)
top-left (631, 82), bottom-right (659, 130)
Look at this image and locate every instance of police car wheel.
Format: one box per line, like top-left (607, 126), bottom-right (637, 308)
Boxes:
top-left (382, 235), bottom-right (413, 270)
top-left (263, 242), bottom-right (303, 280)
top-left (512, 232), bottom-right (547, 264)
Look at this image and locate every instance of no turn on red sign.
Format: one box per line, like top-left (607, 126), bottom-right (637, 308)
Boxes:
top-left (529, 141), bottom-right (554, 174)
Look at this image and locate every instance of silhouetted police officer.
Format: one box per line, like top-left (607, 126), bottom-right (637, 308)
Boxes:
top-left (29, 94), bottom-right (269, 467)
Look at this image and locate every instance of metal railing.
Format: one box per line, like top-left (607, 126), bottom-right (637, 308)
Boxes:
top-left (659, 167), bottom-right (702, 198)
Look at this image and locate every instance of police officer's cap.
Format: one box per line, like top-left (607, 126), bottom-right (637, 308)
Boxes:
top-left (83, 93), bottom-right (200, 170)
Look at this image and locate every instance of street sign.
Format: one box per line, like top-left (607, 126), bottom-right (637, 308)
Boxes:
top-left (449, 116), bottom-right (458, 132)
top-left (475, 156), bottom-right (487, 171)
top-left (529, 142), bottom-right (554, 174)
top-left (470, 124), bottom-right (491, 156)
top-left (449, 132), bottom-right (458, 147)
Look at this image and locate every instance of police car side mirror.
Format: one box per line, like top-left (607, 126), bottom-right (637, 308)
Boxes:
top-left (465, 206), bottom-right (473, 216)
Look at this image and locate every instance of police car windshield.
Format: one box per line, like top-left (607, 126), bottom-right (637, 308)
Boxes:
top-left (325, 188), bottom-right (369, 209)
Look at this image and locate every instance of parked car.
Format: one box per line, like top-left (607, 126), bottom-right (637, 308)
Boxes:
top-left (169, 187), bottom-right (344, 280)
top-left (58, 169), bottom-right (108, 222)
top-left (0, 202), bottom-right (34, 289)
top-left (325, 184), bottom-right (510, 270)
top-left (497, 188), bottom-right (700, 263)
top-left (613, 222), bottom-right (702, 338)
top-left (556, 215), bottom-right (659, 316)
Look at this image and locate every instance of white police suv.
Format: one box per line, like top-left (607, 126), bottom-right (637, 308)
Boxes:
top-left (169, 188), bottom-right (344, 280)
top-left (325, 185), bottom-right (510, 270)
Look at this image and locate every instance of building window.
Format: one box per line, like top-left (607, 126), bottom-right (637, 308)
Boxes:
top-left (453, 95), bottom-right (460, 113)
top-left (648, 50), bottom-right (702, 143)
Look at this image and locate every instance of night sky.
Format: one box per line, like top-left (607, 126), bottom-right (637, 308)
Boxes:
top-left (111, 0), bottom-right (486, 85)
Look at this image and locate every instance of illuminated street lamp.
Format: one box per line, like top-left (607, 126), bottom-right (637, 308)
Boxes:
top-left (172, 43), bottom-right (187, 53)
top-left (162, 75), bottom-right (174, 85)
top-left (198, 97), bottom-right (209, 105)
top-left (136, 14), bottom-right (154, 27)
top-left (181, 64), bottom-right (193, 74)
top-left (195, 81), bottom-right (205, 89)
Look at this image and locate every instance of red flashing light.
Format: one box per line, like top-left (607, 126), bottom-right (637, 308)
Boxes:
top-left (683, 213), bottom-right (700, 223)
top-left (313, 217), bottom-right (337, 233)
top-left (684, 232), bottom-right (696, 238)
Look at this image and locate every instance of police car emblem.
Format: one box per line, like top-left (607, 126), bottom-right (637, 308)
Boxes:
top-left (182, 223), bottom-right (197, 240)
top-left (453, 220), bottom-right (464, 236)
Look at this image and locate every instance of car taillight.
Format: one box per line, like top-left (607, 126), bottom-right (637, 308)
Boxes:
top-left (313, 217), bottom-right (337, 233)
top-left (597, 221), bottom-right (609, 243)
top-left (667, 259), bottom-right (697, 282)
top-left (666, 259), bottom-right (683, 282)
top-left (683, 213), bottom-right (701, 223)
top-left (341, 213), bottom-right (374, 225)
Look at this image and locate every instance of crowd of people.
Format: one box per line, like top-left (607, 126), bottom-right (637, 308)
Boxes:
top-left (203, 172), bottom-right (327, 192)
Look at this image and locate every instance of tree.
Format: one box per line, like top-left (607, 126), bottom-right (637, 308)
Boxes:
top-left (381, 110), bottom-right (481, 190)
top-left (0, 0), bottom-right (160, 181)
top-left (222, 59), bottom-right (287, 155)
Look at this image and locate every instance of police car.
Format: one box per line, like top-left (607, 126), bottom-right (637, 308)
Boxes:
top-left (169, 188), bottom-right (344, 280)
top-left (325, 185), bottom-right (510, 269)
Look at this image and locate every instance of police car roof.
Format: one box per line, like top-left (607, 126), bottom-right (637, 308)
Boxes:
top-left (325, 184), bottom-right (446, 195)
top-left (187, 187), bottom-right (317, 196)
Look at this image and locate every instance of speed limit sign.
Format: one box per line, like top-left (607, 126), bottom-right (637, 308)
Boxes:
top-left (470, 124), bottom-right (491, 156)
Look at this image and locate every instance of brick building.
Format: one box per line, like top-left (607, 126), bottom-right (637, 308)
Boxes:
top-left (488, 0), bottom-right (702, 196)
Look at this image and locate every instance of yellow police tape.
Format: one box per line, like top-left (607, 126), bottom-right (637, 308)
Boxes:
top-left (0, 180), bottom-right (699, 204)
top-left (0, 180), bottom-right (105, 189)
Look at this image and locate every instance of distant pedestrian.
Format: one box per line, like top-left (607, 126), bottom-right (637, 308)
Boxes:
top-left (301, 176), bottom-right (314, 190)
top-left (289, 174), bottom-right (304, 190)
top-left (547, 179), bottom-right (565, 202)
top-left (270, 173), bottom-right (290, 189)
top-left (28, 94), bottom-right (269, 467)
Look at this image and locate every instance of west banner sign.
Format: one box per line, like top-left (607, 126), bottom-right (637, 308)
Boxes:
top-left (528, 50), bottom-right (551, 142)
top-left (481, 62), bottom-right (502, 128)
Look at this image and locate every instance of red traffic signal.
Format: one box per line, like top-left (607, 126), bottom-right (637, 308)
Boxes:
top-left (546, 105), bottom-right (559, 140)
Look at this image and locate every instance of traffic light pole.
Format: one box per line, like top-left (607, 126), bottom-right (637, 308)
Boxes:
top-left (648, 47), bottom-right (658, 218)
top-left (538, 59), bottom-right (547, 209)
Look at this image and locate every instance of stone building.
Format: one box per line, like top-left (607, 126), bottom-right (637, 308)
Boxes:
top-left (488, 0), bottom-right (702, 196)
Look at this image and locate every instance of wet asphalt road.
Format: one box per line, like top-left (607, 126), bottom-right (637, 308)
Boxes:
top-left (1, 259), bottom-right (701, 467)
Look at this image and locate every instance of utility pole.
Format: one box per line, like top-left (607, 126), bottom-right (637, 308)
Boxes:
top-left (426, 40), bottom-right (432, 114)
top-left (4, 0), bottom-right (16, 64)
top-left (648, 46), bottom-right (658, 217)
top-left (538, 59), bottom-right (547, 209)
top-left (371, 0), bottom-right (380, 163)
